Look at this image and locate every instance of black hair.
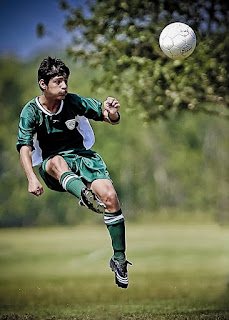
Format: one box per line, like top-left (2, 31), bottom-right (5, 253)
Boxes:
top-left (38, 56), bottom-right (70, 89)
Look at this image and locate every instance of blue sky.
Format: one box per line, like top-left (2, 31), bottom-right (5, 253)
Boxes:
top-left (0, 0), bottom-right (84, 59)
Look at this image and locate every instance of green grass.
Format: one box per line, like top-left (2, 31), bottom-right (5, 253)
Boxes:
top-left (0, 222), bottom-right (229, 319)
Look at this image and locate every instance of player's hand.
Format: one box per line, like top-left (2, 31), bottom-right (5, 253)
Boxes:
top-left (104, 97), bottom-right (120, 115)
top-left (28, 178), bottom-right (44, 197)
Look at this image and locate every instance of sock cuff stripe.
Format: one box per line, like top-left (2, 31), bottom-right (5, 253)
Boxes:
top-left (104, 209), bottom-right (122, 217)
top-left (104, 213), bottom-right (124, 225)
top-left (61, 173), bottom-right (79, 190)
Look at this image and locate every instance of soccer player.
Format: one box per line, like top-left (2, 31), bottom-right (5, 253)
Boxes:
top-left (16, 56), bottom-right (131, 288)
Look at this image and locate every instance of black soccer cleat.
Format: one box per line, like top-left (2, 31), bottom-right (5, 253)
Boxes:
top-left (79, 187), bottom-right (106, 214)
top-left (110, 256), bottom-right (132, 289)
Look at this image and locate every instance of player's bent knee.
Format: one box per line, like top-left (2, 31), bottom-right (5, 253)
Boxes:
top-left (50, 156), bottom-right (67, 168)
top-left (102, 188), bottom-right (119, 209)
top-left (46, 155), bottom-right (69, 177)
top-left (90, 179), bottom-right (120, 211)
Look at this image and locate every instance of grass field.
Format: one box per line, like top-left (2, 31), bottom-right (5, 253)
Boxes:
top-left (0, 221), bottom-right (229, 320)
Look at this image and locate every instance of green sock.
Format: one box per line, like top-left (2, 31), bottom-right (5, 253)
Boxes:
top-left (104, 209), bottom-right (126, 263)
top-left (60, 172), bottom-right (85, 199)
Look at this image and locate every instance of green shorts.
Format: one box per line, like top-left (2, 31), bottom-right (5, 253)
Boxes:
top-left (39, 149), bottom-right (112, 192)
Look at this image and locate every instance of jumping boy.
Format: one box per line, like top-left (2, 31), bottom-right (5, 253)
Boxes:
top-left (16, 56), bottom-right (131, 288)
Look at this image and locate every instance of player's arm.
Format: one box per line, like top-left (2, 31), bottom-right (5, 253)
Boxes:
top-left (103, 97), bottom-right (121, 125)
top-left (20, 145), bottom-right (44, 197)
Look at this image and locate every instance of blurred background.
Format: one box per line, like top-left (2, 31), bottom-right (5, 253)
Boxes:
top-left (0, 1), bottom-right (229, 318)
top-left (0, 0), bottom-right (228, 227)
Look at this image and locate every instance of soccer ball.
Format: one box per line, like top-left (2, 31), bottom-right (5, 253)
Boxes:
top-left (159, 22), bottom-right (196, 59)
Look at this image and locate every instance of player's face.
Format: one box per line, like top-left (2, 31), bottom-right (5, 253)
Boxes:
top-left (46, 75), bottom-right (68, 100)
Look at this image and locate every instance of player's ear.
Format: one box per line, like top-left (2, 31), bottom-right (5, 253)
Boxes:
top-left (39, 79), bottom-right (47, 90)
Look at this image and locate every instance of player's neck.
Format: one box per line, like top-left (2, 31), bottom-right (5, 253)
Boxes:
top-left (39, 94), bottom-right (61, 113)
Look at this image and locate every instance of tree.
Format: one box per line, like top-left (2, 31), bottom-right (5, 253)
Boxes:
top-left (58, 0), bottom-right (229, 120)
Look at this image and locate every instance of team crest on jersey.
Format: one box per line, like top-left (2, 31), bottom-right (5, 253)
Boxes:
top-left (65, 119), bottom-right (77, 130)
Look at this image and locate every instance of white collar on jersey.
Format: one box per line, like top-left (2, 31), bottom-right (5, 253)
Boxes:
top-left (35, 96), bottom-right (64, 115)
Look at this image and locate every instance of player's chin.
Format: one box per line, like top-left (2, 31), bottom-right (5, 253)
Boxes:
top-left (58, 93), bottom-right (68, 99)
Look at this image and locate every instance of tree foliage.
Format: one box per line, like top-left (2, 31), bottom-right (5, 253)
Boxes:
top-left (59, 0), bottom-right (229, 120)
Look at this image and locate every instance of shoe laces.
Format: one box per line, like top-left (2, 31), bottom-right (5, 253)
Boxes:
top-left (118, 260), bottom-right (132, 275)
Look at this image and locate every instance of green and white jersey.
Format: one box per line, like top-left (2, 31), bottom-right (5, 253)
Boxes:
top-left (16, 93), bottom-right (104, 166)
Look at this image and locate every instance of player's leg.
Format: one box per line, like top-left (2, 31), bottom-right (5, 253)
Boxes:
top-left (88, 178), bottom-right (120, 212)
top-left (89, 179), bottom-right (126, 262)
top-left (41, 155), bottom-right (105, 212)
top-left (88, 179), bottom-right (131, 288)
top-left (45, 155), bottom-right (86, 198)
top-left (88, 179), bottom-right (126, 263)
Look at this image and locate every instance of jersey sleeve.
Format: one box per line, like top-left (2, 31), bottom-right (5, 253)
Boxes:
top-left (68, 94), bottom-right (104, 121)
top-left (16, 105), bottom-right (37, 152)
